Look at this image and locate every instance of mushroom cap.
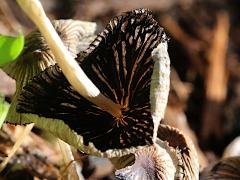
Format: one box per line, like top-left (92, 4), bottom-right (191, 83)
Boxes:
top-left (2, 19), bottom-right (96, 80)
top-left (114, 124), bottom-right (199, 179)
top-left (115, 144), bottom-right (176, 180)
top-left (16, 9), bottom-right (164, 157)
top-left (3, 19), bottom-right (96, 131)
top-left (223, 136), bottom-right (240, 158)
top-left (201, 156), bottom-right (240, 180)
top-left (157, 124), bottom-right (199, 179)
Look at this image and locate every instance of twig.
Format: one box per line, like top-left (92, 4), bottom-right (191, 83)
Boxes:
top-left (205, 12), bottom-right (229, 101)
top-left (201, 11), bottom-right (230, 140)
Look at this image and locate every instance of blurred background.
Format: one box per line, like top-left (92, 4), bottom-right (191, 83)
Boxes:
top-left (0, 0), bottom-right (240, 179)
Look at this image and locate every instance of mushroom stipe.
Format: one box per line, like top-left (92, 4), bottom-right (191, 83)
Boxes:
top-left (16, 9), bottom-right (165, 157)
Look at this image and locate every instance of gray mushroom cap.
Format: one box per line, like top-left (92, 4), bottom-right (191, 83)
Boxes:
top-left (114, 124), bottom-right (199, 180)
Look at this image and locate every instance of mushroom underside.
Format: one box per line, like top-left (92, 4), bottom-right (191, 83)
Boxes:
top-left (15, 9), bottom-right (165, 157)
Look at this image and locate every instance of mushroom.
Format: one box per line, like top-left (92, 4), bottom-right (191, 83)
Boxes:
top-left (2, 19), bottom-right (96, 125)
top-left (223, 136), bottom-right (240, 158)
top-left (16, 9), bottom-right (165, 157)
top-left (114, 124), bottom-right (199, 179)
top-left (0, 19), bottom-right (96, 172)
top-left (4, 6), bottom-right (200, 178)
top-left (201, 156), bottom-right (240, 180)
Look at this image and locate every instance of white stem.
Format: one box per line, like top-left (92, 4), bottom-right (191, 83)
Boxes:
top-left (150, 35), bottom-right (170, 141)
top-left (16, 0), bottom-right (122, 118)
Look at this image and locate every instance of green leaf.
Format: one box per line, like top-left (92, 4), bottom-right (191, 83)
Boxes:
top-left (0, 96), bottom-right (10, 128)
top-left (0, 33), bottom-right (24, 66)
